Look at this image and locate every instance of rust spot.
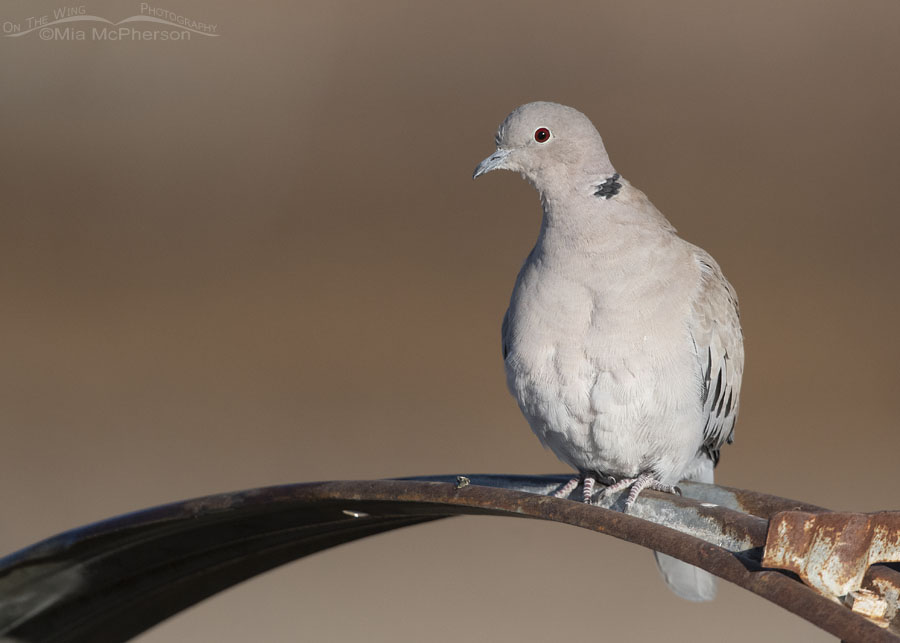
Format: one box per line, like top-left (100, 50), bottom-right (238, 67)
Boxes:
top-left (725, 485), bottom-right (825, 519)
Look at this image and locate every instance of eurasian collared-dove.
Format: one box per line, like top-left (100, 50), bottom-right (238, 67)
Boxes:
top-left (473, 101), bottom-right (744, 601)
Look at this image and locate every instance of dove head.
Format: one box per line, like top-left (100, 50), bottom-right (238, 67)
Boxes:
top-left (473, 102), bottom-right (615, 192)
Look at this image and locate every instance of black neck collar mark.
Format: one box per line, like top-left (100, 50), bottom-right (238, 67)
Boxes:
top-left (594, 173), bottom-right (621, 199)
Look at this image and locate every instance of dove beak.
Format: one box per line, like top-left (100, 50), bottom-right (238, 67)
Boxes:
top-left (473, 148), bottom-right (512, 179)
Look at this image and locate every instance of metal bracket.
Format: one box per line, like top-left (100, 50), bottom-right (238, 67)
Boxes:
top-left (763, 511), bottom-right (900, 626)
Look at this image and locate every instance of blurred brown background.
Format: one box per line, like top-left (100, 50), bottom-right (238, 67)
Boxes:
top-left (2, 1), bottom-right (899, 641)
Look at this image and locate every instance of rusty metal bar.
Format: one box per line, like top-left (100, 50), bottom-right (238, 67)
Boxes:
top-left (0, 474), bottom-right (897, 642)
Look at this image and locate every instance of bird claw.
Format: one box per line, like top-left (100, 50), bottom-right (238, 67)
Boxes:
top-left (599, 473), bottom-right (681, 512)
top-left (582, 476), bottom-right (596, 504)
top-left (552, 474), bottom-right (605, 504)
top-left (554, 472), bottom-right (655, 507)
top-left (552, 476), bottom-right (581, 499)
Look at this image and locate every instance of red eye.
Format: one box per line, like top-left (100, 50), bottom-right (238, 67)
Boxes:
top-left (534, 127), bottom-right (551, 143)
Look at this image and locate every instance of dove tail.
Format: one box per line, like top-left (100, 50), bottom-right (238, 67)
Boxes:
top-left (654, 551), bottom-right (718, 601)
top-left (653, 457), bottom-right (718, 601)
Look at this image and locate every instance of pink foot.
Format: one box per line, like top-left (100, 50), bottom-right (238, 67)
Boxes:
top-left (552, 475), bottom-right (600, 504)
top-left (582, 476), bottom-right (595, 503)
top-left (552, 476), bottom-right (580, 499)
top-left (601, 473), bottom-right (681, 511)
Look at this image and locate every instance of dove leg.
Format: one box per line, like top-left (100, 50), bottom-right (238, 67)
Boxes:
top-left (552, 476), bottom-right (581, 499)
top-left (582, 476), bottom-right (597, 503)
top-left (601, 473), bottom-right (681, 511)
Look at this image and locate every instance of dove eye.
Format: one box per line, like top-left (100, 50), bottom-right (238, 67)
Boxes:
top-left (534, 127), bottom-right (551, 143)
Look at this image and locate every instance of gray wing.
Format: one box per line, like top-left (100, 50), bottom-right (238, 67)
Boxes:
top-left (690, 250), bottom-right (744, 466)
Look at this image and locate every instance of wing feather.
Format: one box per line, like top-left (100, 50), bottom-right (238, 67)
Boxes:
top-left (690, 250), bottom-right (744, 466)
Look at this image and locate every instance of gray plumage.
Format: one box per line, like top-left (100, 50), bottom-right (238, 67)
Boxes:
top-left (474, 102), bottom-right (744, 601)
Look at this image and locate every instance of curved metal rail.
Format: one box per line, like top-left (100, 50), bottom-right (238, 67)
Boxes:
top-left (0, 474), bottom-right (898, 642)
